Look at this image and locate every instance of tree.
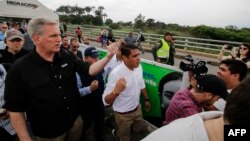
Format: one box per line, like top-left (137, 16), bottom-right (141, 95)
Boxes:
top-left (59, 15), bottom-right (72, 23)
top-left (84, 6), bottom-right (92, 15)
top-left (146, 18), bottom-right (155, 27)
top-left (56, 5), bottom-right (70, 15)
top-left (105, 18), bottom-right (113, 25)
top-left (134, 14), bottom-right (146, 29)
top-left (102, 13), bottom-right (107, 22)
top-left (92, 16), bottom-right (103, 26)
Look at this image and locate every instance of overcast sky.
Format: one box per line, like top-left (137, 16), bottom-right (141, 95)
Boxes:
top-left (38, 0), bottom-right (250, 28)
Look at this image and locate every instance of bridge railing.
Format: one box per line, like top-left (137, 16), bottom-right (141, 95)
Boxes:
top-left (66, 25), bottom-right (242, 57)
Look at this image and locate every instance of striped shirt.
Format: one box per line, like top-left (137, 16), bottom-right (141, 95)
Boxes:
top-left (163, 88), bottom-right (202, 125)
top-left (0, 64), bottom-right (16, 135)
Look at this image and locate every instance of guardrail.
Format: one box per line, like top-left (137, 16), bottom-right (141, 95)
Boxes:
top-left (65, 25), bottom-right (242, 57)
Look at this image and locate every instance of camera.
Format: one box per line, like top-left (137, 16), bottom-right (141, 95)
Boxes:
top-left (179, 55), bottom-right (208, 76)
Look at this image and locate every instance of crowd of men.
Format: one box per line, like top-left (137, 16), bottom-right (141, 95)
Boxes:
top-left (0, 16), bottom-right (250, 141)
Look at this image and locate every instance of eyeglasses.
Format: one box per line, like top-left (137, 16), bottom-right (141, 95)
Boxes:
top-left (240, 47), bottom-right (248, 50)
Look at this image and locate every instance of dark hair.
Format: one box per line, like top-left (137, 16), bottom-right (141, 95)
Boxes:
top-left (121, 44), bottom-right (138, 57)
top-left (70, 37), bottom-right (77, 44)
top-left (224, 77), bottom-right (250, 124)
top-left (61, 35), bottom-right (67, 39)
top-left (220, 59), bottom-right (247, 81)
top-left (241, 43), bottom-right (250, 60)
top-left (164, 32), bottom-right (172, 37)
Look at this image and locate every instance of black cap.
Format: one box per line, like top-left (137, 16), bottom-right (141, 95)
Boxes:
top-left (195, 74), bottom-right (228, 100)
top-left (84, 47), bottom-right (99, 57)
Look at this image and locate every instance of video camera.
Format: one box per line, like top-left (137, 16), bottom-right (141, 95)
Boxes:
top-left (179, 55), bottom-right (208, 76)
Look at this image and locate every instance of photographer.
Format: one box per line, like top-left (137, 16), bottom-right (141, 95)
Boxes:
top-left (218, 43), bottom-right (250, 68)
top-left (163, 74), bottom-right (228, 125)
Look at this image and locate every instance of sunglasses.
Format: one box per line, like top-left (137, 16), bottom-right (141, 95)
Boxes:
top-left (240, 47), bottom-right (248, 50)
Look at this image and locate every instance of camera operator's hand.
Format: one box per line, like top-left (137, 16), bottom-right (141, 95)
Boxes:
top-left (231, 47), bottom-right (238, 58)
top-left (222, 44), bottom-right (228, 51)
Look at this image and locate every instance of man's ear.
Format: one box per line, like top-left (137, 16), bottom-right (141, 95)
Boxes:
top-left (32, 34), bottom-right (39, 43)
top-left (122, 55), bottom-right (127, 61)
top-left (232, 73), bottom-right (240, 81)
top-left (204, 92), bottom-right (213, 100)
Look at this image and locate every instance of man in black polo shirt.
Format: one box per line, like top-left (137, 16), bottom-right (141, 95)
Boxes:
top-left (3, 17), bottom-right (121, 141)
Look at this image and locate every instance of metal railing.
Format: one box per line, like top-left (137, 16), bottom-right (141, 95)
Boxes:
top-left (66, 25), bottom-right (242, 56)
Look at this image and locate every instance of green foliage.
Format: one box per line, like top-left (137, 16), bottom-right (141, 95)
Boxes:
top-left (105, 18), bottom-right (113, 25)
top-left (70, 15), bottom-right (84, 24)
top-left (134, 14), bottom-right (146, 30)
top-left (109, 23), bottom-right (121, 30)
top-left (56, 5), bottom-right (106, 26)
top-left (56, 5), bottom-right (250, 42)
top-left (59, 15), bottom-right (72, 23)
top-left (92, 16), bottom-right (103, 26)
top-left (191, 25), bottom-right (250, 42)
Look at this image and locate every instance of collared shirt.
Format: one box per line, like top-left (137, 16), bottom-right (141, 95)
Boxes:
top-left (103, 54), bottom-right (122, 82)
top-left (213, 89), bottom-right (232, 111)
top-left (124, 35), bottom-right (137, 45)
top-left (163, 88), bottom-right (202, 125)
top-left (0, 47), bottom-right (29, 64)
top-left (102, 62), bottom-right (145, 113)
top-left (76, 73), bottom-right (91, 97)
top-left (3, 48), bottom-right (90, 138)
top-left (0, 64), bottom-right (16, 135)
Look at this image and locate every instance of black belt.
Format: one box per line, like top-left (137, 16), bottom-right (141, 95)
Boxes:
top-left (116, 106), bottom-right (138, 114)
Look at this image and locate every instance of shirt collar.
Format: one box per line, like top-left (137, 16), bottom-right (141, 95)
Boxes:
top-left (31, 50), bottom-right (62, 66)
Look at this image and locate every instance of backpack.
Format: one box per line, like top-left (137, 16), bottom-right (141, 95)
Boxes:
top-left (140, 34), bottom-right (145, 41)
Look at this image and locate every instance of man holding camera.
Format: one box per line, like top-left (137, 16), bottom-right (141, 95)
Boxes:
top-left (163, 74), bottom-right (228, 125)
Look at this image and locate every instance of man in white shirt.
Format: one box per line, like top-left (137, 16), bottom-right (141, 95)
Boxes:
top-left (102, 44), bottom-right (150, 141)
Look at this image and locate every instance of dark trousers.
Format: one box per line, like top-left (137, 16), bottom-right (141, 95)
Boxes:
top-left (81, 96), bottom-right (104, 141)
top-left (77, 35), bottom-right (82, 43)
top-left (0, 127), bottom-right (19, 141)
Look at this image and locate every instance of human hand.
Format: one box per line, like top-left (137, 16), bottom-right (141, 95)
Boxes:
top-left (135, 42), bottom-right (138, 46)
top-left (106, 38), bottom-right (124, 58)
top-left (231, 47), bottom-right (238, 58)
top-left (90, 80), bottom-right (99, 91)
top-left (145, 101), bottom-right (150, 112)
top-left (222, 44), bottom-right (228, 50)
top-left (0, 109), bottom-right (9, 120)
top-left (114, 78), bottom-right (126, 94)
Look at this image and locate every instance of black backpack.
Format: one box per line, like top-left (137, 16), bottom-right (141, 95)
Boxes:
top-left (140, 34), bottom-right (145, 41)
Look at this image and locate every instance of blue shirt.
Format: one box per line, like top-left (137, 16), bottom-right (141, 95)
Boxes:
top-left (76, 73), bottom-right (91, 96)
top-left (0, 64), bottom-right (16, 135)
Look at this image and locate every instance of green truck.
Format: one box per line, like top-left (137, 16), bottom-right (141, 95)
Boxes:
top-left (80, 44), bottom-right (183, 127)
